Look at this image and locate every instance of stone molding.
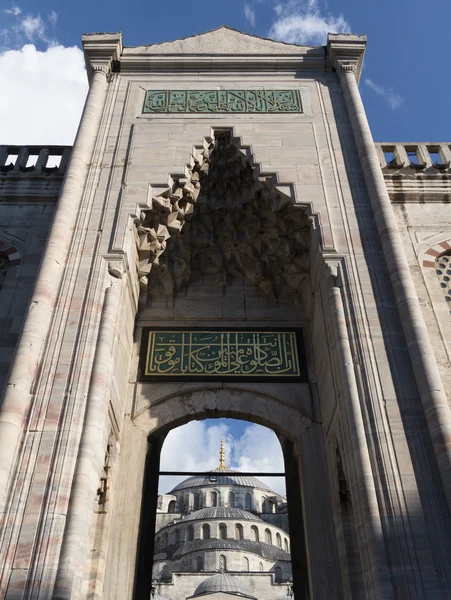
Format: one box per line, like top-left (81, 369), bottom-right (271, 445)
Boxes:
top-left (326, 33), bottom-right (366, 82)
top-left (82, 32), bottom-right (123, 83)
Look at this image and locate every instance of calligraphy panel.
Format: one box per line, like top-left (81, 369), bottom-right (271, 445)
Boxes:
top-left (140, 330), bottom-right (306, 381)
top-left (142, 90), bottom-right (303, 114)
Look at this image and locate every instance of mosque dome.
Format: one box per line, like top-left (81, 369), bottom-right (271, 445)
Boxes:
top-left (182, 507), bottom-right (263, 522)
top-left (170, 470), bottom-right (273, 493)
top-left (192, 573), bottom-right (255, 598)
top-left (154, 441), bottom-right (292, 600)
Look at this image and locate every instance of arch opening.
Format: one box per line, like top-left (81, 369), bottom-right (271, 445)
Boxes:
top-left (135, 417), bottom-right (309, 600)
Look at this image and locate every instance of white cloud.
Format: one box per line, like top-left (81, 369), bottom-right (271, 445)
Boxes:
top-left (365, 78), bottom-right (404, 111)
top-left (0, 44), bottom-right (88, 144)
top-left (4, 6), bottom-right (21, 16)
top-left (244, 3), bottom-right (256, 26)
top-left (48, 10), bottom-right (58, 27)
top-left (268, 0), bottom-right (350, 46)
top-left (160, 420), bottom-right (286, 496)
top-left (16, 14), bottom-right (48, 43)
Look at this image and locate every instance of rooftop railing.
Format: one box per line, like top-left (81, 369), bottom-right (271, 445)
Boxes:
top-left (375, 143), bottom-right (451, 171)
top-left (0, 145), bottom-right (72, 176)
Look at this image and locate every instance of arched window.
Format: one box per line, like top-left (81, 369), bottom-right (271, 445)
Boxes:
top-left (436, 252), bottom-right (451, 311)
top-left (163, 532), bottom-right (168, 546)
top-left (251, 525), bottom-right (259, 542)
top-left (284, 538), bottom-right (289, 553)
top-left (202, 524), bottom-right (210, 540)
top-left (276, 533), bottom-right (282, 548)
top-left (242, 556), bottom-right (249, 572)
top-left (245, 493), bottom-right (252, 510)
top-left (196, 556), bottom-right (204, 571)
top-left (178, 495), bottom-right (185, 513)
top-left (265, 528), bottom-right (272, 545)
top-left (235, 524), bottom-right (244, 540)
top-left (228, 491), bottom-right (235, 507)
top-left (259, 562), bottom-right (263, 572)
top-left (188, 525), bottom-right (194, 541)
top-left (211, 491), bottom-right (218, 507)
top-left (261, 496), bottom-right (267, 512)
top-left (275, 566), bottom-right (283, 583)
top-left (219, 555), bottom-right (227, 572)
top-left (174, 529), bottom-right (180, 545)
top-left (168, 500), bottom-right (176, 513)
top-left (219, 524), bottom-right (227, 540)
top-left (194, 492), bottom-right (201, 511)
top-left (161, 565), bottom-right (172, 582)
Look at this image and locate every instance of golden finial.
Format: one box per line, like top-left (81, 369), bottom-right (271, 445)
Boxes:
top-left (218, 440), bottom-right (227, 471)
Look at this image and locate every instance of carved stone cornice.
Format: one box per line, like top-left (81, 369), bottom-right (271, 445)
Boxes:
top-left (82, 32), bottom-right (123, 84)
top-left (326, 33), bottom-right (366, 83)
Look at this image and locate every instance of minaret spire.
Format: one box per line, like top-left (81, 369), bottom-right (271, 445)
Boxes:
top-left (218, 440), bottom-right (227, 471)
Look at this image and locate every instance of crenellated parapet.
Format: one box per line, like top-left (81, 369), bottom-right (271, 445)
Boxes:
top-left (0, 144), bottom-right (72, 201)
top-left (375, 142), bottom-right (451, 202)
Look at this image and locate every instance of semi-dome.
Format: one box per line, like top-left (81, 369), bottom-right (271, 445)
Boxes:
top-left (182, 507), bottom-right (263, 522)
top-left (170, 470), bottom-right (273, 493)
top-left (172, 539), bottom-right (290, 561)
top-left (191, 573), bottom-right (255, 598)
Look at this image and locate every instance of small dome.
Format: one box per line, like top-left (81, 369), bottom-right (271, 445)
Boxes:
top-left (192, 573), bottom-right (255, 598)
top-left (183, 507), bottom-right (263, 522)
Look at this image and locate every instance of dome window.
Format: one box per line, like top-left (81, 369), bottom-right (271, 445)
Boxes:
top-left (188, 526), bottom-right (194, 541)
top-left (265, 528), bottom-right (272, 545)
top-left (219, 555), bottom-right (227, 572)
top-left (235, 524), bottom-right (244, 540)
top-left (228, 491), bottom-right (235, 507)
top-left (219, 524), bottom-right (227, 539)
top-left (251, 525), bottom-right (259, 542)
top-left (276, 533), bottom-right (282, 548)
top-left (202, 524), bottom-right (210, 540)
top-left (211, 491), bottom-right (218, 507)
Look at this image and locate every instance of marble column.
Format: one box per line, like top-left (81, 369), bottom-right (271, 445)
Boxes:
top-left (337, 62), bottom-right (451, 515)
top-left (0, 65), bottom-right (113, 513)
top-left (329, 283), bottom-right (393, 599)
top-left (53, 274), bottom-right (123, 599)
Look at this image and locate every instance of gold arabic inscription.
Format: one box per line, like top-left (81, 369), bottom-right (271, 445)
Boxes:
top-left (144, 331), bottom-right (300, 377)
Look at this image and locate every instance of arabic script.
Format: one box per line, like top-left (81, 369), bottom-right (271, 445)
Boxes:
top-left (142, 90), bottom-right (303, 114)
top-left (145, 331), bottom-right (300, 377)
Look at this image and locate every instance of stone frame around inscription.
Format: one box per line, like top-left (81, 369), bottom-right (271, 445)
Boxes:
top-left (138, 328), bottom-right (308, 383)
top-left (142, 89), bottom-right (303, 114)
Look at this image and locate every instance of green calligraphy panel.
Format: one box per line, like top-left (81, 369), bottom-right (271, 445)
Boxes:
top-left (143, 331), bottom-right (301, 378)
top-left (142, 90), bottom-right (302, 114)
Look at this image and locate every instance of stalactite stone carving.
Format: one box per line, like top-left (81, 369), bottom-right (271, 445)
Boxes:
top-left (136, 131), bottom-right (311, 307)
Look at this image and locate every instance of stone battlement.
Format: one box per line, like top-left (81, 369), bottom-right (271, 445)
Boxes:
top-left (0, 145), bottom-right (72, 201)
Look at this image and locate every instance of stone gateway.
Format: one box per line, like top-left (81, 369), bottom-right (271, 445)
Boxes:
top-left (0, 26), bottom-right (451, 599)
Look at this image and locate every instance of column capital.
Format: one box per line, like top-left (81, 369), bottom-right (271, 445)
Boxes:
top-left (82, 32), bottom-right (123, 84)
top-left (326, 33), bottom-right (367, 83)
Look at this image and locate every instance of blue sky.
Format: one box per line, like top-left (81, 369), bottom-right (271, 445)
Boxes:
top-left (1, 0), bottom-right (449, 487)
top-left (1, 0), bottom-right (450, 142)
